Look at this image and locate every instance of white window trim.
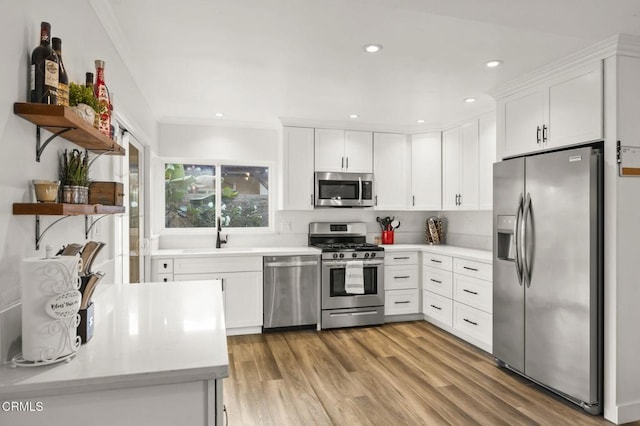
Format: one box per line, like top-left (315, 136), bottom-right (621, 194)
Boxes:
top-left (161, 157), bottom-right (275, 234)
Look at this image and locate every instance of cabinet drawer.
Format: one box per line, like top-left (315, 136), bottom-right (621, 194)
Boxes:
top-left (174, 256), bottom-right (262, 274)
top-left (423, 266), bottom-right (453, 298)
top-left (385, 265), bottom-right (418, 290)
top-left (155, 258), bottom-right (174, 273)
top-left (156, 273), bottom-right (174, 283)
top-left (385, 289), bottom-right (419, 315)
top-left (453, 302), bottom-right (492, 345)
top-left (423, 252), bottom-right (453, 271)
top-left (453, 258), bottom-right (492, 281)
top-left (422, 290), bottom-right (453, 327)
top-left (454, 274), bottom-right (492, 313)
top-left (385, 252), bottom-right (418, 266)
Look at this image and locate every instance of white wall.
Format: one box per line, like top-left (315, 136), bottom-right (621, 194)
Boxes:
top-left (0, 1), bottom-right (156, 362)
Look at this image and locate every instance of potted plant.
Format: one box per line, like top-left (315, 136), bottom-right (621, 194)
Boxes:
top-left (60, 149), bottom-right (90, 204)
top-left (69, 82), bottom-right (104, 128)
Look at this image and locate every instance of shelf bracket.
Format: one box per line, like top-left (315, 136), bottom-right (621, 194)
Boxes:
top-left (85, 215), bottom-right (109, 239)
top-left (88, 149), bottom-right (111, 167)
top-left (35, 215), bottom-right (72, 250)
top-left (36, 126), bottom-right (74, 162)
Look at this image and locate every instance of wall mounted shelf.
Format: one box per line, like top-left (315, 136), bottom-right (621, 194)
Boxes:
top-left (13, 203), bottom-right (126, 249)
top-left (13, 103), bottom-right (126, 161)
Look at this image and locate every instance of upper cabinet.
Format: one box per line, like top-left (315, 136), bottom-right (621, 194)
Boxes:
top-left (282, 126), bottom-right (315, 210)
top-left (314, 129), bottom-right (373, 173)
top-left (373, 133), bottom-right (410, 210)
top-left (478, 113), bottom-right (496, 210)
top-left (410, 132), bottom-right (442, 210)
top-left (442, 121), bottom-right (479, 210)
top-left (498, 61), bottom-right (603, 159)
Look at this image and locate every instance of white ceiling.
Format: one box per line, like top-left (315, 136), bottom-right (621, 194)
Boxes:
top-left (94, 0), bottom-right (640, 131)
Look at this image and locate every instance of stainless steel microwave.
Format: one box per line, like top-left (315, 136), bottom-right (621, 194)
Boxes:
top-left (314, 172), bottom-right (374, 207)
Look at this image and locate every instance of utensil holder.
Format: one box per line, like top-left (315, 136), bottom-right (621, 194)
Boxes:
top-left (381, 230), bottom-right (394, 244)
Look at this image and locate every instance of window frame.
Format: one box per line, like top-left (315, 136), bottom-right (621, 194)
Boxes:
top-left (161, 157), bottom-right (274, 235)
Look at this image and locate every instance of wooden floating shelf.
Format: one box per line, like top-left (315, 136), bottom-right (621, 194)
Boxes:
top-left (13, 203), bottom-right (126, 216)
top-left (14, 103), bottom-right (126, 156)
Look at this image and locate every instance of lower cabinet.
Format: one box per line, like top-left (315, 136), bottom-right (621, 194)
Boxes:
top-left (422, 251), bottom-right (493, 352)
top-left (384, 252), bottom-right (420, 317)
top-left (152, 256), bottom-right (263, 334)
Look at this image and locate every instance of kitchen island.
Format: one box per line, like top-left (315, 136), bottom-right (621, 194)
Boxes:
top-left (0, 280), bottom-right (228, 426)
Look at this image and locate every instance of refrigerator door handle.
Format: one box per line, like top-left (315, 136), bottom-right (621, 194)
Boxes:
top-left (514, 193), bottom-right (524, 285)
top-left (522, 192), bottom-right (532, 287)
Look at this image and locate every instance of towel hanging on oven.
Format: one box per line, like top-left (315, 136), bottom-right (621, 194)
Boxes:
top-left (345, 260), bottom-right (364, 294)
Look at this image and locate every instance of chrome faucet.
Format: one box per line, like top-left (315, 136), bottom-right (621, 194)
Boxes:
top-left (216, 217), bottom-right (228, 248)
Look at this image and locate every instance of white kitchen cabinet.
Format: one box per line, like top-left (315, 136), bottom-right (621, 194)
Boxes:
top-left (410, 132), bottom-right (442, 210)
top-left (478, 113), bottom-right (496, 210)
top-left (499, 61), bottom-right (603, 159)
top-left (384, 251), bottom-right (419, 317)
top-left (442, 121), bottom-right (478, 210)
top-left (314, 128), bottom-right (372, 173)
top-left (373, 132), bottom-right (410, 210)
top-left (282, 126), bottom-right (315, 210)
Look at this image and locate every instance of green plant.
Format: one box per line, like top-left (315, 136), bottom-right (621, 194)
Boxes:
top-left (60, 149), bottom-right (90, 187)
top-left (68, 82), bottom-right (105, 114)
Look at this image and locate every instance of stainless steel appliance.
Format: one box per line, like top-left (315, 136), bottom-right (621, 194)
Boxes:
top-left (314, 172), bottom-right (374, 207)
top-left (309, 222), bottom-right (384, 328)
top-left (263, 255), bottom-right (320, 329)
top-left (493, 145), bottom-right (603, 414)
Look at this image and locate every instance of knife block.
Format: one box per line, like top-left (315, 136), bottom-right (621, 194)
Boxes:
top-left (77, 302), bottom-right (94, 344)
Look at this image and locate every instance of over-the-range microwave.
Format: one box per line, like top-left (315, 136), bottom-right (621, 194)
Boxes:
top-left (314, 172), bottom-right (374, 207)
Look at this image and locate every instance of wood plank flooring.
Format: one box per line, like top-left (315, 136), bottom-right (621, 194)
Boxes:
top-left (224, 321), bottom-right (634, 425)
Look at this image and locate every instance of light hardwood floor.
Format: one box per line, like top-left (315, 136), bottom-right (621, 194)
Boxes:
top-left (224, 321), bottom-right (634, 425)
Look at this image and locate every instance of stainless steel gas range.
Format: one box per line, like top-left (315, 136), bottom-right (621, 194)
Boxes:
top-left (309, 222), bottom-right (384, 329)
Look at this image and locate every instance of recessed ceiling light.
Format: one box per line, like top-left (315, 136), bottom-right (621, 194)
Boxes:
top-left (417, 119), bottom-right (425, 123)
top-left (485, 60), bottom-right (503, 68)
top-left (215, 113), bottom-right (224, 117)
top-left (464, 98), bottom-right (476, 103)
top-left (350, 114), bottom-right (359, 119)
top-left (363, 44), bottom-right (383, 53)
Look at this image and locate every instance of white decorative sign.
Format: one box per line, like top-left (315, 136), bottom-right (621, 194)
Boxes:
top-left (45, 290), bottom-right (81, 319)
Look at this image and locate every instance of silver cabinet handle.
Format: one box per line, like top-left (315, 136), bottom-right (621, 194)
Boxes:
top-left (463, 289), bottom-right (478, 295)
top-left (430, 304), bottom-right (442, 310)
top-left (393, 276), bottom-right (410, 279)
top-left (394, 301), bottom-right (411, 304)
top-left (163, 263), bottom-right (168, 269)
top-left (463, 318), bottom-right (478, 326)
top-left (412, 195), bottom-right (415, 206)
top-left (430, 259), bottom-right (442, 263)
top-left (463, 266), bottom-right (478, 272)
top-left (394, 256), bottom-right (410, 260)
top-left (542, 124), bottom-right (548, 143)
top-left (310, 193), bottom-right (314, 206)
top-left (346, 157), bottom-right (349, 169)
top-left (536, 125), bottom-right (541, 144)
top-left (374, 195), bottom-right (378, 206)
top-left (341, 156), bottom-right (344, 169)
top-left (430, 279), bottom-right (442, 284)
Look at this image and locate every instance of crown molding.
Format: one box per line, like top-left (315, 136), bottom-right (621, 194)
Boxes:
top-left (489, 33), bottom-right (640, 100)
top-left (159, 116), bottom-right (280, 131)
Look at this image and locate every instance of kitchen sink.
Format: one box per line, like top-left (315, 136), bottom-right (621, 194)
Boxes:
top-left (181, 247), bottom-right (266, 254)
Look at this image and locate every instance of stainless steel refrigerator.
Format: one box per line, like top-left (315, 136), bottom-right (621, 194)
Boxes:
top-left (493, 145), bottom-right (603, 414)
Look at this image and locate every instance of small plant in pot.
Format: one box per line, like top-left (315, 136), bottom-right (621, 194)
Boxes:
top-left (60, 149), bottom-right (90, 204)
top-left (69, 82), bottom-right (104, 128)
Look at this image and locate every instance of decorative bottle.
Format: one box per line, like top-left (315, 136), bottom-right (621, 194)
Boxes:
top-left (85, 72), bottom-right (94, 90)
top-left (30, 22), bottom-right (59, 104)
top-left (94, 60), bottom-right (111, 136)
top-left (51, 37), bottom-right (69, 106)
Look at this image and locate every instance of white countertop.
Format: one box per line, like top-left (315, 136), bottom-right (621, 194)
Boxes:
top-left (152, 246), bottom-right (322, 258)
top-left (381, 244), bottom-right (492, 263)
top-left (0, 280), bottom-right (229, 399)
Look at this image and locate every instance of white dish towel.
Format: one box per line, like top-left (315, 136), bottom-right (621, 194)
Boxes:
top-left (345, 260), bottom-right (365, 294)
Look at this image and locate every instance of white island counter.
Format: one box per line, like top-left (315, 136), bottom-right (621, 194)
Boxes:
top-left (0, 280), bottom-right (228, 426)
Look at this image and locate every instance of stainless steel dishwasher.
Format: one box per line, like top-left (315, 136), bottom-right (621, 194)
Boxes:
top-left (263, 255), bottom-right (320, 329)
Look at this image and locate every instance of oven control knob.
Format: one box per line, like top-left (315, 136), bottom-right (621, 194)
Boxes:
top-left (339, 253), bottom-right (344, 258)
top-left (371, 252), bottom-right (376, 258)
top-left (333, 253), bottom-right (338, 259)
top-left (352, 253), bottom-right (357, 258)
top-left (364, 253), bottom-right (370, 258)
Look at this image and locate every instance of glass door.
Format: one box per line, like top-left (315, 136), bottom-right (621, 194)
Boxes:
top-left (128, 135), bottom-right (145, 283)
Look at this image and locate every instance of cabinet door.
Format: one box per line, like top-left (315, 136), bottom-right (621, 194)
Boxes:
top-left (314, 128), bottom-right (345, 172)
top-left (503, 89), bottom-right (545, 157)
top-left (283, 127), bottom-right (314, 210)
top-left (410, 132), bottom-right (442, 210)
top-left (459, 121), bottom-right (479, 210)
top-left (344, 130), bottom-right (373, 173)
top-left (442, 127), bottom-right (461, 210)
top-left (373, 133), bottom-right (409, 210)
top-left (223, 271), bottom-right (263, 329)
top-left (478, 113), bottom-right (496, 210)
top-left (547, 61), bottom-right (603, 149)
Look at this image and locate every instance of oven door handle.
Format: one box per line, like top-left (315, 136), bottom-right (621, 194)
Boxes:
top-left (323, 260), bottom-right (384, 267)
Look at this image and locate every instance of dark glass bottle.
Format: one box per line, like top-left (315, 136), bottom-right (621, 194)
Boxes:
top-left (30, 22), bottom-right (59, 104)
top-left (52, 37), bottom-right (69, 106)
top-left (85, 72), bottom-right (94, 91)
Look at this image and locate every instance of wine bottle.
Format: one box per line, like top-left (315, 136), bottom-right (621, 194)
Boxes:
top-left (51, 37), bottom-right (69, 106)
top-left (30, 22), bottom-right (59, 104)
top-left (94, 60), bottom-right (111, 136)
top-left (85, 72), bottom-right (94, 90)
